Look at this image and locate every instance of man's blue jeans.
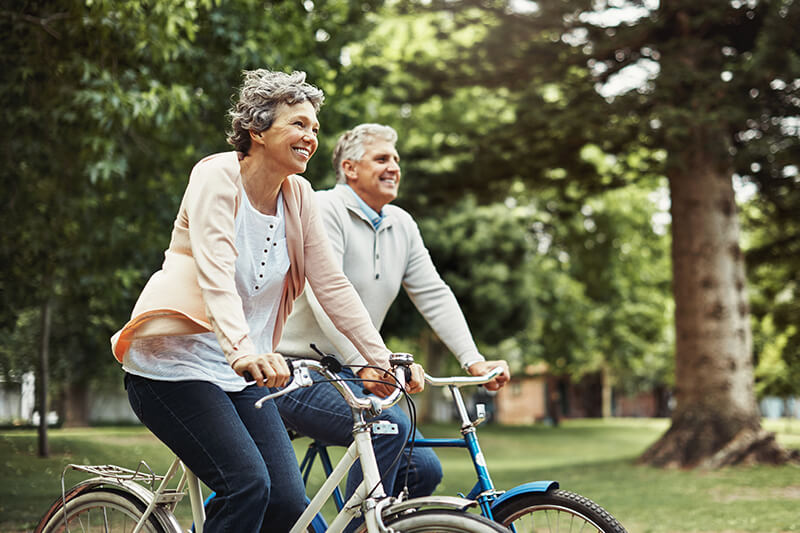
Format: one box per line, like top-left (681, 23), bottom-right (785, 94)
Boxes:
top-left (125, 373), bottom-right (306, 533)
top-left (274, 367), bottom-right (442, 506)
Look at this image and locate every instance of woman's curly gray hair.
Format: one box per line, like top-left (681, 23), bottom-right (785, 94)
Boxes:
top-left (226, 69), bottom-right (324, 154)
top-left (332, 123), bottom-right (398, 183)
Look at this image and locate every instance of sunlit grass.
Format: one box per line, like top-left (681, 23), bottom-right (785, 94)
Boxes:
top-left (2, 418), bottom-right (799, 532)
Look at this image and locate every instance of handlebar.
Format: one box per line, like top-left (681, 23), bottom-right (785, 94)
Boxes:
top-left (424, 366), bottom-right (504, 388)
top-left (254, 354), bottom-right (413, 415)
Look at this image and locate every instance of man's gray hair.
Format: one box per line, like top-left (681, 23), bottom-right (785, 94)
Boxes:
top-left (332, 123), bottom-right (398, 183)
top-left (227, 69), bottom-right (324, 154)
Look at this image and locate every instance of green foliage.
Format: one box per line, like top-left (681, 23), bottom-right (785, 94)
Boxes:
top-left (382, 179), bottom-right (673, 391)
top-left (0, 0), bottom-right (385, 399)
top-left (368, 0), bottom-right (800, 397)
top-left (4, 0), bottom-right (797, 414)
top-left (420, 198), bottom-right (536, 344)
top-left (745, 196), bottom-right (800, 400)
top-left (754, 316), bottom-right (797, 399)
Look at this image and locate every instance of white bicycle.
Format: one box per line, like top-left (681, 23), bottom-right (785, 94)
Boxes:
top-left (36, 354), bottom-right (509, 533)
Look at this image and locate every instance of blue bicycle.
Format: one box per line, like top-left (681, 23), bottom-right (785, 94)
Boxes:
top-left (297, 367), bottom-right (627, 533)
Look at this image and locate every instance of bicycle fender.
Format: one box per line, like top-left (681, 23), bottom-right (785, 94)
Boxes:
top-left (35, 477), bottom-right (181, 533)
top-left (490, 481), bottom-right (559, 510)
top-left (383, 495), bottom-right (478, 515)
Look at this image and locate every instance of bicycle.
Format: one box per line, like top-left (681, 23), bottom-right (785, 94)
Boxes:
top-left (295, 367), bottom-right (627, 533)
top-left (35, 354), bottom-right (509, 533)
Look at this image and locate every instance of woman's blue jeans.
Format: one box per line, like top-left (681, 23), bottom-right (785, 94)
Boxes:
top-left (125, 373), bottom-right (306, 533)
top-left (274, 367), bottom-right (442, 531)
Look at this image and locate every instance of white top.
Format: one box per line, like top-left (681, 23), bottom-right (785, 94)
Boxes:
top-left (123, 189), bottom-right (290, 391)
top-left (278, 184), bottom-right (483, 370)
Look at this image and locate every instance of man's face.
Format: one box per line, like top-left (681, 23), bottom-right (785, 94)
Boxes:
top-left (345, 140), bottom-right (401, 212)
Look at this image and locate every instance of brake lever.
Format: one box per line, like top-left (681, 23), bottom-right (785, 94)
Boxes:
top-left (254, 364), bottom-right (313, 408)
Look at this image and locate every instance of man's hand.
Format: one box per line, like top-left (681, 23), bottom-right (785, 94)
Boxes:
top-left (233, 353), bottom-right (291, 388)
top-left (405, 363), bottom-right (425, 394)
top-left (358, 363), bottom-right (425, 398)
top-left (468, 360), bottom-right (511, 391)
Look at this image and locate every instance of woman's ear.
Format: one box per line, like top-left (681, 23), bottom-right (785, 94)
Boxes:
top-left (249, 129), bottom-right (264, 145)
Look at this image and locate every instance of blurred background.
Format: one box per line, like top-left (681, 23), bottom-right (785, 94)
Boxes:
top-left (1, 0), bottom-right (797, 460)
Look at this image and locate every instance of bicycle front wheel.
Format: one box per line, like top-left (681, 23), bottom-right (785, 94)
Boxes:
top-left (381, 509), bottom-right (509, 532)
top-left (491, 489), bottom-right (626, 533)
top-left (38, 487), bottom-right (169, 533)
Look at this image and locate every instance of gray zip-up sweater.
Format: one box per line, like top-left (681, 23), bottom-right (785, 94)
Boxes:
top-left (277, 184), bottom-right (483, 369)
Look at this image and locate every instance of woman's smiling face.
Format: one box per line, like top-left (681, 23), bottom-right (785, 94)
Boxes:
top-left (255, 100), bottom-right (319, 176)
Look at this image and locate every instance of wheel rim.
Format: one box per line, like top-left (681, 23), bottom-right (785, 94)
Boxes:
top-left (53, 500), bottom-right (157, 533)
top-left (503, 503), bottom-right (608, 532)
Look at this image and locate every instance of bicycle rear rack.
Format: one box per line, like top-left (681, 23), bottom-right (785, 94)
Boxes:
top-left (63, 461), bottom-right (164, 491)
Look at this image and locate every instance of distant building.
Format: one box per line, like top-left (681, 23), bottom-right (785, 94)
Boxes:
top-left (0, 371), bottom-right (36, 424)
top-left (494, 363), bottom-right (549, 425)
top-left (494, 363), bottom-right (672, 424)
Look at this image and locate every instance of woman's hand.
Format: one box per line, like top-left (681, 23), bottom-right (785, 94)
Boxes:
top-left (467, 360), bottom-right (511, 391)
top-left (357, 363), bottom-right (425, 398)
top-left (233, 353), bottom-right (291, 388)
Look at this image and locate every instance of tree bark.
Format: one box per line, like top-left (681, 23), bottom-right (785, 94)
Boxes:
top-left (38, 299), bottom-right (51, 458)
top-left (639, 140), bottom-right (798, 467)
top-left (601, 364), bottom-right (613, 418)
top-left (61, 383), bottom-right (91, 427)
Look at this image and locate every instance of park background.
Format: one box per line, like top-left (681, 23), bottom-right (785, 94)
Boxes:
top-left (1, 0), bottom-right (799, 531)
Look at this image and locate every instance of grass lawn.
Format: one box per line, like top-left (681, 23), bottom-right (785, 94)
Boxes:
top-left (1, 418), bottom-right (799, 532)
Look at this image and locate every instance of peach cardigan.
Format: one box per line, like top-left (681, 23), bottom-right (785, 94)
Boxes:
top-left (110, 151), bottom-right (391, 369)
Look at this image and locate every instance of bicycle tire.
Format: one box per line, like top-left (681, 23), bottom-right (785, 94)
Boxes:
top-left (38, 487), bottom-right (169, 533)
top-left (376, 509), bottom-right (509, 532)
top-left (490, 489), bottom-right (626, 533)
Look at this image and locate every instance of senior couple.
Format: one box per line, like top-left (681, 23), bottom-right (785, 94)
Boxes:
top-left (113, 68), bottom-right (510, 532)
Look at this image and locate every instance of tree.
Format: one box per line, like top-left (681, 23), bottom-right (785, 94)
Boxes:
top-left (348, 5), bottom-right (673, 398)
top-left (0, 0), bottom-right (385, 431)
top-left (374, 0), bottom-right (800, 466)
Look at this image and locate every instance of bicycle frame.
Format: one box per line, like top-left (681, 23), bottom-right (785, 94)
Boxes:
top-left (279, 358), bottom-right (480, 533)
top-left (293, 423), bottom-right (391, 533)
top-left (138, 456), bottom-right (207, 533)
top-left (40, 359), bottom-right (490, 533)
top-left (300, 374), bottom-right (558, 524)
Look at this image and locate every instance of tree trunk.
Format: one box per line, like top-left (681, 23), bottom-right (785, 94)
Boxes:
top-left (601, 364), bottom-right (613, 418)
top-left (38, 299), bottom-right (51, 458)
top-left (639, 143), bottom-right (798, 467)
top-left (62, 383), bottom-right (91, 427)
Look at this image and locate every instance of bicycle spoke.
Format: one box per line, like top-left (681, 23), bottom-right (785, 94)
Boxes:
top-left (504, 506), bottom-right (611, 532)
top-left (43, 491), bottom-right (163, 533)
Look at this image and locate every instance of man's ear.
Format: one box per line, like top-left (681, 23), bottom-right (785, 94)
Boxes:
top-left (342, 160), bottom-right (358, 181)
top-left (249, 130), bottom-right (263, 145)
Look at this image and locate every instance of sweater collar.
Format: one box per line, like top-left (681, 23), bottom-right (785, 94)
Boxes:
top-left (344, 184), bottom-right (384, 229)
top-left (335, 184), bottom-right (392, 231)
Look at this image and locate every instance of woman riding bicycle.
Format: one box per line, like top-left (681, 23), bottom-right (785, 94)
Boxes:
top-left (110, 68), bottom-right (423, 532)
